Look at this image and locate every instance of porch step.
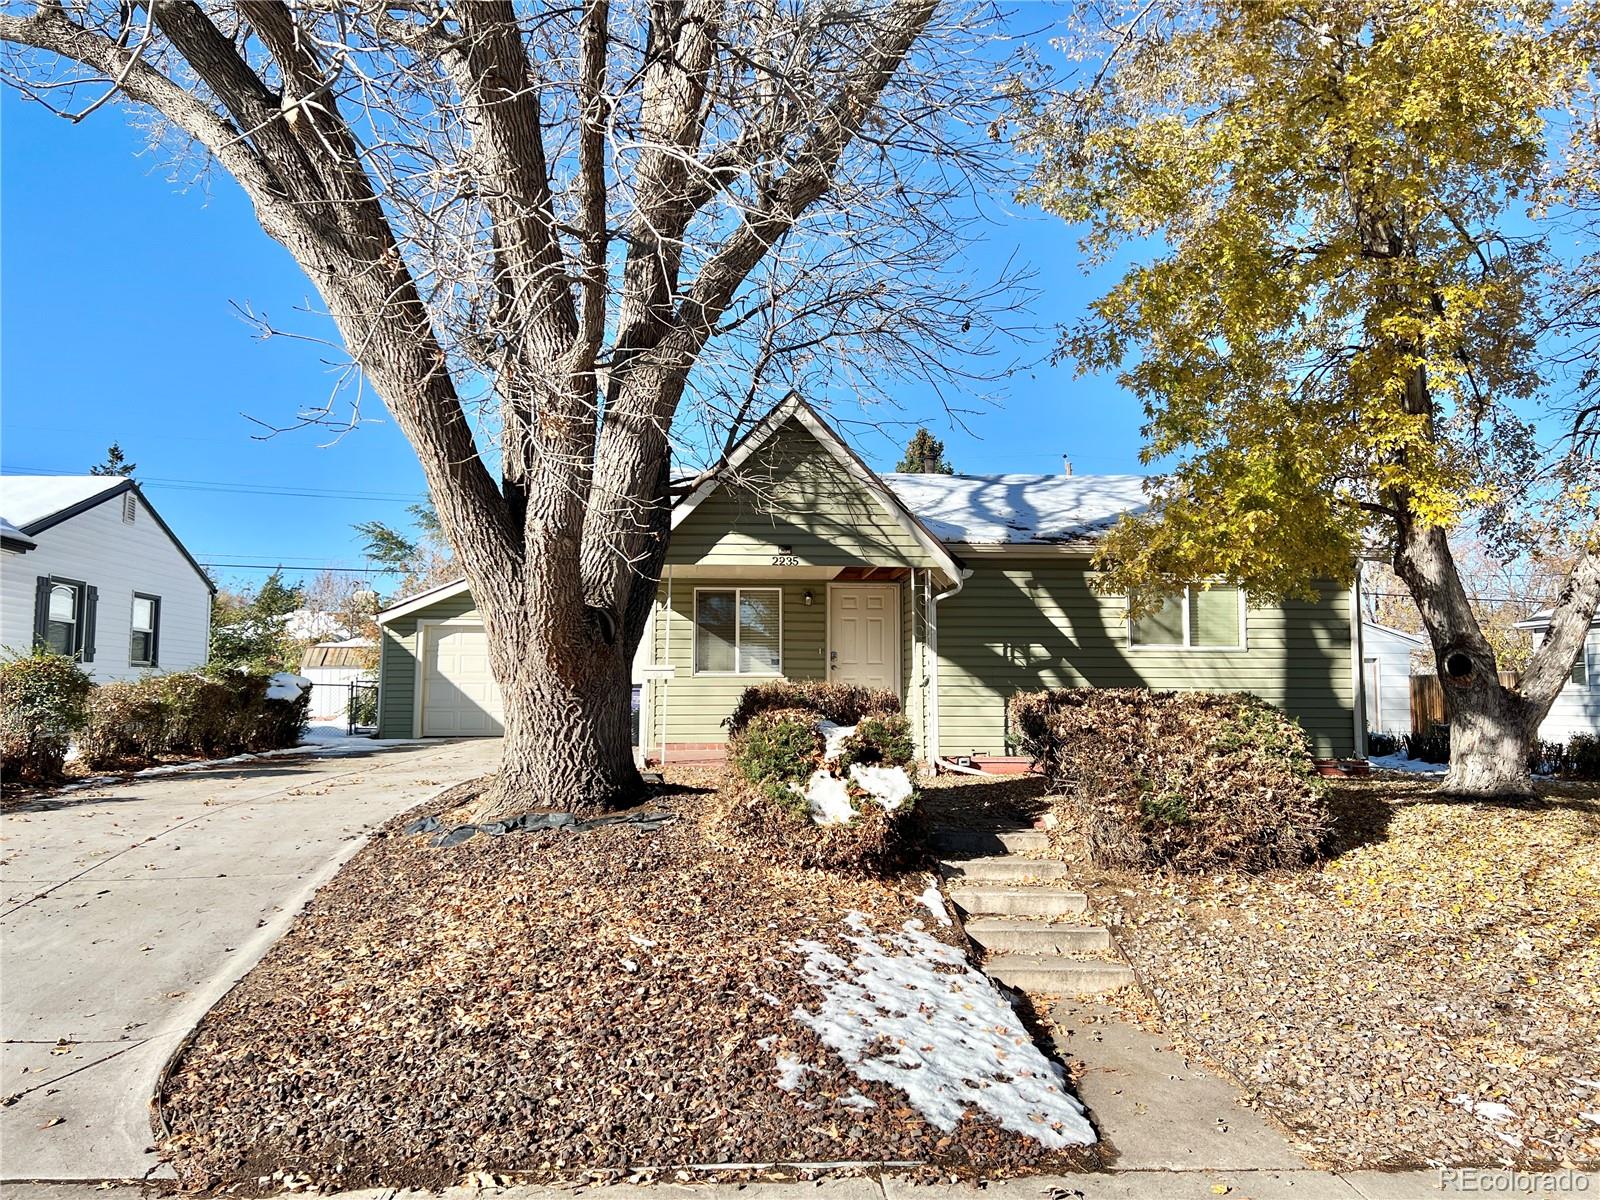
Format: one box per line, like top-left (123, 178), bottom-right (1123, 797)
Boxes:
top-left (964, 918), bottom-right (1113, 955)
top-left (939, 855), bottom-right (1068, 883)
top-left (929, 827), bottom-right (1050, 857)
top-left (983, 954), bottom-right (1136, 995)
top-left (947, 886), bottom-right (1088, 918)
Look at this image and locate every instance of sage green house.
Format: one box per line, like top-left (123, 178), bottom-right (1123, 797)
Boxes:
top-left (376, 396), bottom-right (1364, 763)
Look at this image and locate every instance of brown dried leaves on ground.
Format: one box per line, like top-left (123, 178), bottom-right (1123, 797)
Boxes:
top-left (157, 766), bottom-right (1099, 1192)
top-left (1082, 777), bottom-right (1600, 1170)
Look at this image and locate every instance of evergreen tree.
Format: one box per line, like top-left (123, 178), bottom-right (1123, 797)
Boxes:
top-left (209, 570), bottom-right (305, 671)
top-left (895, 428), bottom-right (954, 474)
top-left (89, 443), bottom-right (136, 477)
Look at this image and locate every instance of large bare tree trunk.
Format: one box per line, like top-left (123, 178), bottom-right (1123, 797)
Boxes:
top-left (1396, 513), bottom-right (1600, 798)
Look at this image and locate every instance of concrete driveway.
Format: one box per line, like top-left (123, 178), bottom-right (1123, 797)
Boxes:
top-left (0, 738), bottom-right (501, 1182)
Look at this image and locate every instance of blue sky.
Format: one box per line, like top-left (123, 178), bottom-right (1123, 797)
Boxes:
top-left (0, 66), bottom-right (1146, 595)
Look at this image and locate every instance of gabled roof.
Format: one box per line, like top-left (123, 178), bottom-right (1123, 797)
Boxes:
top-left (0, 474), bottom-right (217, 592)
top-left (0, 516), bottom-right (36, 553)
top-left (1360, 620), bottom-right (1428, 647)
top-left (882, 471), bottom-right (1149, 546)
top-left (376, 576), bottom-right (471, 625)
top-left (0, 475), bottom-right (128, 532)
top-left (1515, 609), bottom-right (1600, 632)
top-left (673, 395), bottom-right (964, 579)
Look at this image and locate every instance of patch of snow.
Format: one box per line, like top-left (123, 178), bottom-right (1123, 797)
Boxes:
top-left (1450, 1094), bottom-right (1516, 1123)
top-left (1369, 753), bottom-right (1447, 776)
top-left (792, 913), bottom-right (1095, 1150)
top-left (849, 763), bottom-right (914, 812)
top-left (1580, 1112), bottom-right (1600, 1126)
top-left (265, 672), bottom-right (312, 702)
top-left (917, 878), bottom-right (953, 927)
top-left (840, 1089), bottom-right (877, 1111)
top-left (792, 770), bottom-right (854, 826)
top-left (883, 471), bottom-right (1148, 546)
top-left (817, 720), bottom-right (856, 763)
top-left (37, 736), bottom-right (422, 797)
top-left (774, 1055), bottom-right (813, 1092)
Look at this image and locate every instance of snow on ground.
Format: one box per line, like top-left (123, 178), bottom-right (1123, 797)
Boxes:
top-left (917, 877), bottom-right (953, 927)
top-left (1368, 753), bottom-right (1448, 776)
top-left (792, 913), bottom-right (1095, 1150)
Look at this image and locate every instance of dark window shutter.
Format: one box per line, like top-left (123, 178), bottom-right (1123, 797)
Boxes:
top-left (81, 586), bottom-right (98, 663)
top-left (33, 577), bottom-right (50, 648)
top-left (149, 596), bottom-right (161, 668)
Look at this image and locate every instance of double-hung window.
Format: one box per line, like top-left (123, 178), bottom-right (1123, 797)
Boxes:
top-left (33, 576), bottom-right (97, 661)
top-left (130, 593), bottom-right (161, 668)
top-left (694, 588), bottom-right (782, 675)
top-left (1129, 585), bottom-right (1245, 650)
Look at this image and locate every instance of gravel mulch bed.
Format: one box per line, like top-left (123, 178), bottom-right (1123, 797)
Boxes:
top-left (157, 766), bottom-right (1101, 1192)
top-left (1073, 776), bottom-right (1600, 1170)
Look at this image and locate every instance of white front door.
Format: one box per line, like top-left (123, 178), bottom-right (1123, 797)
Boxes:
top-left (420, 623), bottom-right (505, 736)
top-left (828, 584), bottom-right (899, 694)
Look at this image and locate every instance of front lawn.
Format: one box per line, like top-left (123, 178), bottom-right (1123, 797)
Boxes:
top-left (1076, 776), bottom-right (1600, 1169)
top-left (157, 767), bottom-right (1100, 1190)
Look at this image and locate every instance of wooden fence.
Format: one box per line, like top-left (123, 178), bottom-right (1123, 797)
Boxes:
top-left (1408, 672), bottom-right (1521, 735)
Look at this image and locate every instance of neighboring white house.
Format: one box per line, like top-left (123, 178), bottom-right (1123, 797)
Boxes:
top-left (1515, 611), bottom-right (1600, 743)
top-left (1361, 620), bottom-right (1426, 736)
top-left (299, 636), bottom-right (376, 725)
top-left (0, 475), bottom-right (215, 682)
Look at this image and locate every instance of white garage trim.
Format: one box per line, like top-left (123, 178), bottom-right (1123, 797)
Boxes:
top-left (414, 616), bottom-right (501, 738)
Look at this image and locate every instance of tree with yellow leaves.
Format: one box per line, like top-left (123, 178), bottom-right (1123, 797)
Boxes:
top-left (1021, 0), bottom-right (1599, 796)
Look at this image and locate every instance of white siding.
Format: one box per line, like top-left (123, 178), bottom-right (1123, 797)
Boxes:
top-left (1537, 626), bottom-right (1600, 743)
top-left (1361, 623), bottom-right (1423, 736)
top-left (0, 491), bottom-right (212, 683)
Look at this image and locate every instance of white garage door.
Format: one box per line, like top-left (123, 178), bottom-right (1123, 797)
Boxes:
top-left (420, 624), bottom-right (504, 737)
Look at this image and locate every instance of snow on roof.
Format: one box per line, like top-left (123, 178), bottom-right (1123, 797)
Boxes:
top-left (1515, 609), bottom-right (1600, 631)
top-left (0, 516), bottom-right (36, 549)
top-left (0, 475), bottom-right (128, 533)
top-left (881, 472), bottom-right (1149, 545)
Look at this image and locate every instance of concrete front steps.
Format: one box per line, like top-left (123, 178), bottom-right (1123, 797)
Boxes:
top-left (935, 824), bottom-right (1134, 997)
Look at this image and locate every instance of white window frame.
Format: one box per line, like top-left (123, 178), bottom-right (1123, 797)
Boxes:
top-left (692, 587), bottom-right (783, 677)
top-left (1126, 584), bottom-right (1248, 652)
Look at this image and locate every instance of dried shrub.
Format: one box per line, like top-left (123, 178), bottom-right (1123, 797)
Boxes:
top-left (717, 685), bottom-right (919, 873)
top-left (79, 681), bottom-right (170, 768)
top-left (728, 710), bottom-right (823, 812)
top-left (1009, 688), bottom-right (1331, 874)
top-left (75, 670), bottom-right (310, 772)
top-left (709, 777), bottom-right (915, 873)
top-left (0, 650), bottom-right (92, 783)
top-left (722, 680), bottom-right (899, 737)
top-left (836, 713), bottom-right (915, 771)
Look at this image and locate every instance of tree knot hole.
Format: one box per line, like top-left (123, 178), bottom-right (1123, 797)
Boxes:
top-left (1444, 651), bottom-right (1475, 683)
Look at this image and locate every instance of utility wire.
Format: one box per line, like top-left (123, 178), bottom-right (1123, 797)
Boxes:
top-left (1, 463), bottom-right (422, 503)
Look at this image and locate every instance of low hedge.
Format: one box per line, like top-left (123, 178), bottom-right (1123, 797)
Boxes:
top-left (79, 670), bottom-right (311, 770)
top-left (722, 680), bottom-right (899, 737)
top-left (0, 650), bottom-right (93, 783)
top-left (719, 686), bottom-right (918, 872)
top-left (1009, 688), bottom-right (1331, 874)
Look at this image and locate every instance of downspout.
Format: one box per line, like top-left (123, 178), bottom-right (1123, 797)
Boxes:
top-left (927, 566), bottom-right (972, 768)
top-left (661, 565), bottom-right (673, 765)
top-left (1350, 571), bottom-right (1367, 760)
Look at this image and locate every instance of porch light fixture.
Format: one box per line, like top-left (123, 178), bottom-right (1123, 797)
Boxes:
top-left (803, 590), bottom-right (814, 606)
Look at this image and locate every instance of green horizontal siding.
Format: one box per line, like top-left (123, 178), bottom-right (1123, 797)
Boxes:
top-left (377, 592), bottom-right (479, 739)
top-left (935, 562), bottom-right (1355, 758)
top-left (646, 578), bottom-right (827, 744)
top-left (669, 419), bottom-right (935, 569)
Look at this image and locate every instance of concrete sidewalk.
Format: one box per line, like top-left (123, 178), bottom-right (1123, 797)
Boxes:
top-left (0, 738), bottom-right (500, 1182)
top-left (2, 1170), bottom-right (1596, 1200)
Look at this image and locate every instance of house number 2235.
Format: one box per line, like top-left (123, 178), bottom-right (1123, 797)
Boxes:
top-left (771, 553), bottom-right (800, 567)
